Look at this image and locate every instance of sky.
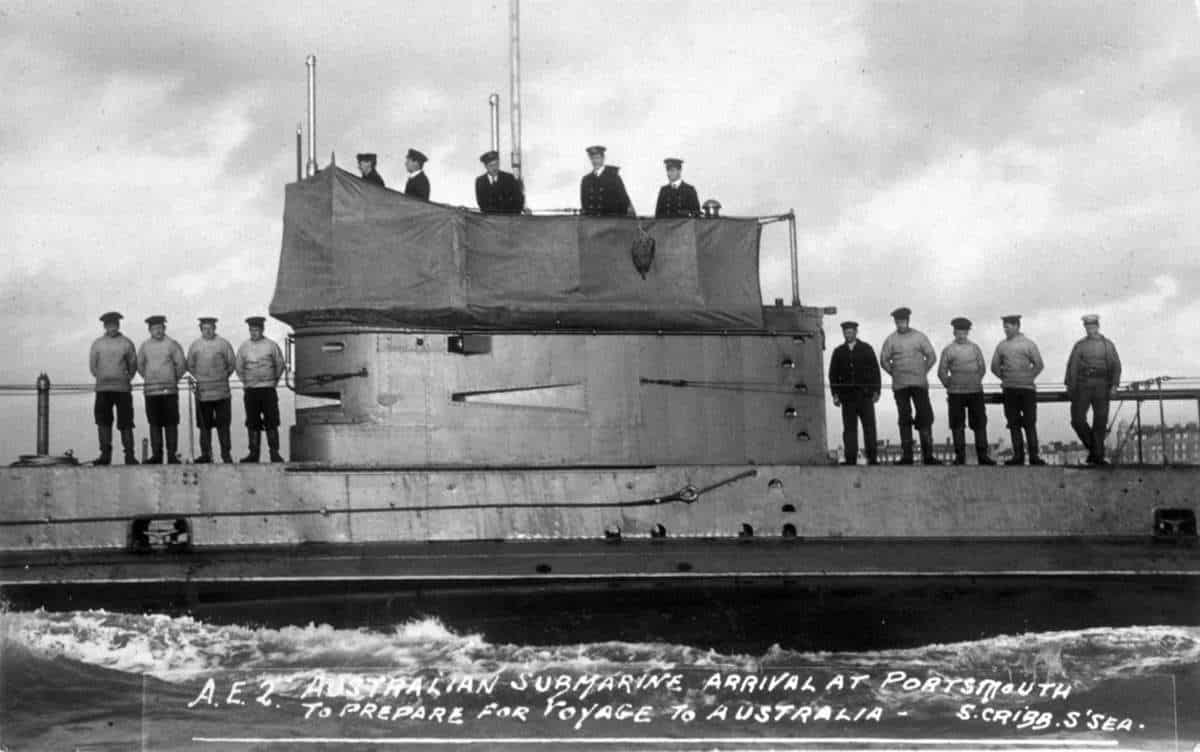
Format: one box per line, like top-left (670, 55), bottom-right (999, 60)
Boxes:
top-left (3, 0), bottom-right (1200, 458)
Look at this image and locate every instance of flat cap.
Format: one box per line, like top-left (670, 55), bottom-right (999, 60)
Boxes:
top-left (479, 150), bottom-right (500, 165)
top-left (145, 315), bottom-right (166, 326)
top-left (244, 316), bottom-right (266, 327)
top-left (99, 311), bottom-right (123, 323)
top-left (1001, 314), bottom-right (1022, 325)
top-left (356, 153), bottom-right (377, 163)
top-left (663, 157), bottom-right (683, 169)
top-left (198, 316), bottom-right (218, 325)
top-left (1081, 314), bottom-right (1100, 325)
top-left (890, 306), bottom-right (912, 319)
top-left (840, 321), bottom-right (859, 330)
top-left (585, 145), bottom-right (606, 156)
top-left (951, 316), bottom-right (972, 330)
top-left (406, 148), bottom-right (428, 165)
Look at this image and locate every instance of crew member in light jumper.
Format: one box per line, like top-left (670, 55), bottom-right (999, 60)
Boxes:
top-left (828, 320), bottom-right (882, 465)
top-left (580, 145), bottom-right (634, 216)
top-left (654, 158), bottom-right (701, 218)
top-left (938, 317), bottom-right (994, 466)
top-left (187, 316), bottom-right (237, 464)
top-left (475, 150), bottom-right (525, 214)
top-left (990, 314), bottom-right (1046, 466)
top-left (137, 315), bottom-right (188, 464)
top-left (357, 153), bottom-right (385, 187)
top-left (879, 307), bottom-right (941, 465)
top-left (236, 316), bottom-right (287, 463)
top-left (404, 149), bottom-right (431, 200)
top-left (1065, 314), bottom-right (1122, 466)
top-left (89, 311), bottom-right (139, 466)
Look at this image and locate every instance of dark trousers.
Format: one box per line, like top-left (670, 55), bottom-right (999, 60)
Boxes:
top-left (947, 392), bottom-right (988, 444)
top-left (1001, 388), bottom-right (1037, 430)
top-left (94, 392), bottom-right (135, 429)
top-left (144, 394), bottom-right (180, 427)
top-left (840, 393), bottom-right (877, 463)
top-left (894, 387), bottom-right (933, 443)
top-left (243, 388), bottom-right (280, 430)
top-left (1070, 381), bottom-right (1111, 459)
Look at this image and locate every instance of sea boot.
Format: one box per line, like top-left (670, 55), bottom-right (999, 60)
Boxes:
top-left (92, 426), bottom-right (113, 466)
top-left (919, 430), bottom-right (943, 465)
top-left (951, 428), bottom-right (967, 465)
top-left (895, 440), bottom-right (914, 465)
top-left (147, 425), bottom-right (164, 464)
top-left (1026, 426), bottom-right (1047, 466)
top-left (195, 428), bottom-right (213, 464)
top-left (1004, 428), bottom-right (1025, 466)
top-left (266, 428), bottom-right (285, 463)
top-left (120, 428), bottom-right (139, 465)
top-left (240, 431), bottom-right (261, 463)
top-left (165, 426), bottom-right (181, 464)
top-left (975, 441), bottom-right (995, 466)
top-left (217, 426), bottom-right (234, 464)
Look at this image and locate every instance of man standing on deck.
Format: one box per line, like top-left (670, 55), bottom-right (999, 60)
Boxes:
top-left (236, 316), bottom-right (287, 463)
top-left (187, 317), bottom-right (237, 464)
top-left (828, 321), bottom-right (881, 465)
top-left (990, 314), bottom-right (1046, 466)
top-left (475, 150), bottom-right (525, 214)
top-left (137, 315), bottom-right (187, 464)
top-left (654, 158), bottom-right (701, 218)
top-left (404, 148), bottom-right (431, 200)
top-left (89, 311), bottom-right (139, 465)
top-left (1065, 314), bottom-right (1122, 466)
top-left (938, 317), bottom-right (995, 466)
top-left (357, 153), bottom-right (385, 187)
top-left (580, 145), bottom-right (634, 217)
top-left (879, 307), bottom-right (941, 465)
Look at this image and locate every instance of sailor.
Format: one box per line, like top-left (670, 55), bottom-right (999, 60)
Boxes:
top-left (187, 317), bottom-right (237, 464)
top-left (654, 158), bottom-right (701, 218)
top-left (828, 321), bottom-right (882, 465)
top-left (475, 150), bottom-right (525, 214)
top-left (938, 317), bottom-right (994, 465)
top-left (137, 315), bottom-right (188, 464)
top-left (580, 145), bottom-right (634, 217)
top-left (404, 148), bottom-right (431, 200)
top-left (990, 314), bottom-right (1046, 466)
top-left (1065, 314), bottom-right (1122, 466)
top-left (879, 307), bottom-right (940, 465)
top-left (236, 316), bottom-right (287, 463)
top-left (88, 311), bottom-right (139, 465)
top-left (356, 153), bottom-right (385, 187)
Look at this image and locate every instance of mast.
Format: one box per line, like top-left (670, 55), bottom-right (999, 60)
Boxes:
top-left (305, 54), bottom-right (317, 177)
top-left (489, 93), bottom-right (501, 153)
top-left (509, 0), bottom-right (522, 182)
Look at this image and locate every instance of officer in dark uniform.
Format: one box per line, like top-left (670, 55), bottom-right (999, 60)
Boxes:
top-left (357, 153), bottom-right (385, 187)
top-left (404, 149), bottom-right (431, 200)
top-left (580, 145), bottom-right (633, 216)
top-left (828, 321), bottom-right (882, 465)
top-left (654, 158), bottom-right (701, 218)
top-left (475, 150), bottom-right (525, 214)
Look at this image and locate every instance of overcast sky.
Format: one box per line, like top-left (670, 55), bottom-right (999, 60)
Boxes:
top-left (3, 0), bottom-right (1200, 452)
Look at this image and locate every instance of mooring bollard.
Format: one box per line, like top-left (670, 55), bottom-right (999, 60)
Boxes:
top-left (36, 372), bottom-right (50, 456)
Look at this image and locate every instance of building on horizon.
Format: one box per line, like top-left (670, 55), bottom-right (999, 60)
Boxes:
top-left (1114, 421), bottom-right (1200, 466)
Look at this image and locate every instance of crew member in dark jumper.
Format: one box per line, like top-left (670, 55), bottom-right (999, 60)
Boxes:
top-left (990, 314), bottom-right (1046, 466)
top-left (137, 315), bottom-right (187, 464)
top-left (1065, 314), bottom-right (1122, 466)
top-left (404, 149), bottom-right (431, 200)
top-left (654, 158), bottom-right (701, 218)
top-left (89, 311), bottom-right (139, 465)
top-left (879, 307), bottom-right (940, 465)
top-left (938, 317), bottom-right (994, 465)
top-left (187, 317), bottom-right (237, 464)
top-left (828, 321), bottom-right (881, 465)
top-left (236, 316), bottom-right (287, 463)
top-left (357, 153), bottom-right (385, 187)
top-left (580, 145), bottom-right (634, 216)
top-left (475, 150), bottom-right (524, 214)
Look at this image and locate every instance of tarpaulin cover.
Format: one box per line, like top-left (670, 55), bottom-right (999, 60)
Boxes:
top-left (270, 168), bottom-right (764, 330)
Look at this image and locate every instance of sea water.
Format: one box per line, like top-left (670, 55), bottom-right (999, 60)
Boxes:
top-left (2, 606), bottom-right (1197, 751)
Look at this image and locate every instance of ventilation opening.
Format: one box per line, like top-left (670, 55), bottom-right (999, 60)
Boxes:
top-left (1154, 509), bottom-right (1197, 540)
top-left (781, 503), bottom-right (796, 513)
top-left (651, 523), bottom-right (667, 539)
top-left (782, 523), bottom-right (797, 538)
top-left (129, 516), bottom-right (191, 553)
top-left (604, 524), bottom-right (622, 541)
top-left (535, 563), bottom-right (552, 574)
top-left (796, 431), bottom-right (811, 441)
top-left (320, 342), bottom-right (345, 353)
top-left (739, 523), bottom-right (754, 538)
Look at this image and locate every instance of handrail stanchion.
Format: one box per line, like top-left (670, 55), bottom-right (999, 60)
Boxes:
top-left (788, 209), bottom-right (800, 306)
top-left (187, 377), bottom-right (196, 463)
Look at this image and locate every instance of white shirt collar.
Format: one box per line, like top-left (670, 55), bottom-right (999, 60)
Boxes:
top-left (670, 179), bottom-right (682, 188)
top-left (489, 173), bottom-right (497, 183)
top-left (408, 169), bottom-right (423, 178)
top-left (593, 167), bottom-right (604, 177)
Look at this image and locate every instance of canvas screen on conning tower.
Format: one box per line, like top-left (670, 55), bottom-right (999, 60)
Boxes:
top-left (270, 168), bottom-right (765, 330)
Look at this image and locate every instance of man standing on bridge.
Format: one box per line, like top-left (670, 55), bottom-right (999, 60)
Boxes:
top-left (990, 314), bottom-right (1046, 466)
top-left (828, 321), bottom-right (881, 465)
top-left (89, 311), bottom-right (139, 465)
top-left (1065, 314), bottom-right (1122, 466)
top-left (187, 317), bottom-right (237, 464)
top-left (236, 316), bottom-right (287, 463)
top-left (879, 307), bottom-right (941, 465)
top-left (938, 317), bottom-right (994, 466)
